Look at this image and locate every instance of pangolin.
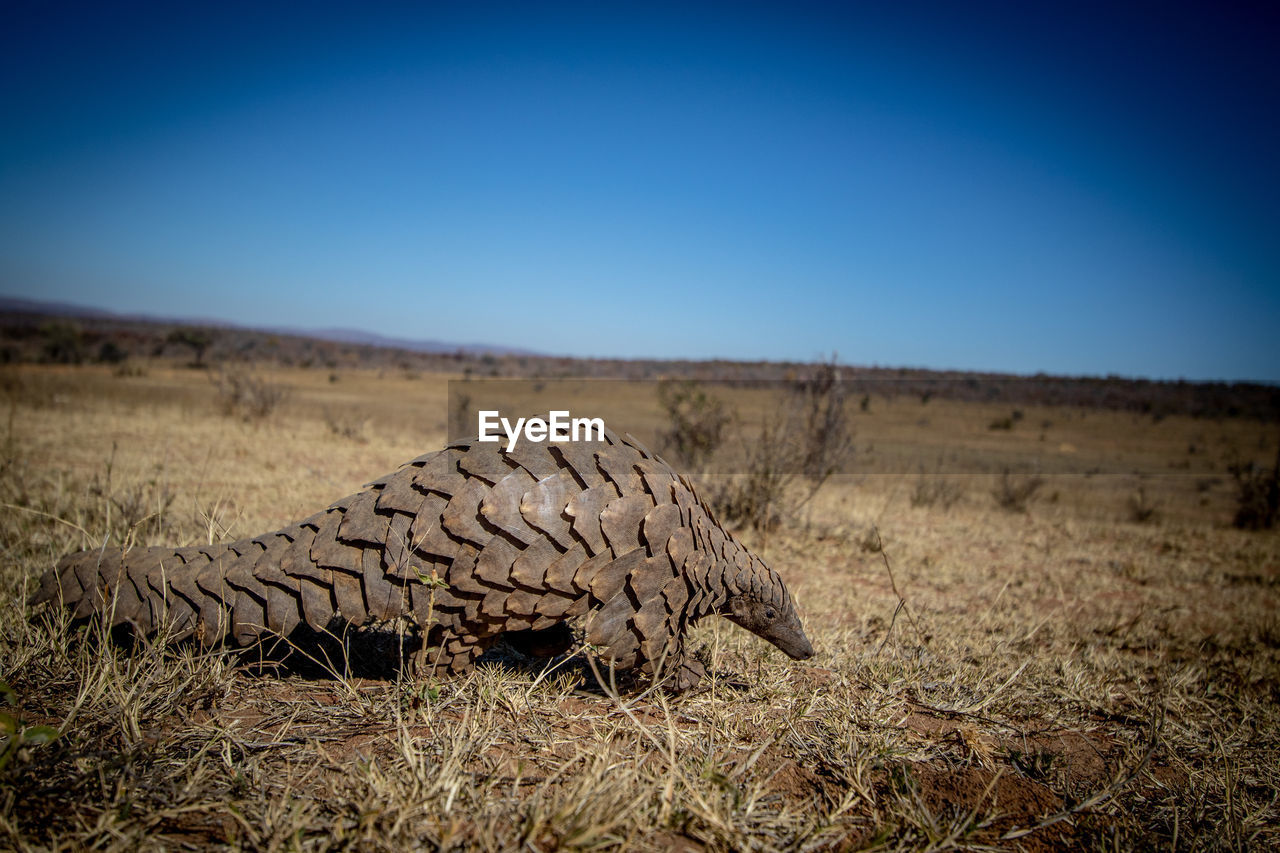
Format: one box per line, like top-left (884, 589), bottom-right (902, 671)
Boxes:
top-left (33, 430), bottom-right (814, 689)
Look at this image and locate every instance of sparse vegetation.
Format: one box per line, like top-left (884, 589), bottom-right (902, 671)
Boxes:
top-left (1127, 486), bottom-right (1159, 524)
top-left (38, 321), bottom-right (85, 364)
top-left (910, 472), bottom-right (965, 510)
top-left (166, 327), bottom-right (215, 367)
top-left (709, 362), bottom-right (854, 532)
top-left (211, 365), bottom-right (288, 420)
top-left (1229, 443), bottom-right (1279, 530)
top-left (992, 469), bottom-right (1044, 512)
top-left (323, 407), bottom-right (367, 442)
top-left (656, 379), bottom-right (729, 470)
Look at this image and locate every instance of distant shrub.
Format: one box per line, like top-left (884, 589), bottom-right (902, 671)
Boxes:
top-left (993, 470), bottom-right (1043, 512)
top-left (710, 359), bottom-right (854, 532)
top-left (324, 408), bottom-right (367, 443)
top-left (167, 328), bottom-right (215, 367)
top-left (1126, 486), bottom-right (1159, 524)
top-left (211, 367), bottom-right (287, 420)
top-left (656, 380), bottom-right (730, 471)
top-left (96, 340), bottom-right (128, 365)
top-left (911, 475), bottom-right (964, 510)
top-left (39, 322), bottom-right (85, 364)
top-left (1229, 448), bottom-right (1279, 530)
top-left (988, 410), bottom-right (1023, 431)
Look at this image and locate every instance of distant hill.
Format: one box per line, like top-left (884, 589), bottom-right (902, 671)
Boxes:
top-left (0, 295), bottom-right (539, 357)
top-left (1, 293), bottom-right (1277, 421)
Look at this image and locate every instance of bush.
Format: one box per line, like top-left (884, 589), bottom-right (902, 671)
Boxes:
top-left (167, 328), bottom-right (215, 367)
top-left (656, 380), bottom-right (729, 471)
top-left (992, 470), bottom-right (1043, 512)
top-left (96, 340), bottom-right (128, 364)
top-left (211, 367), bottom-right (287, 420)
top-left (911, 474), bottom-right (964, 510)
top-left (1126, 486), bottom-right (1159, 524)
top-left (710, 360), bottom-right (855, 531)
top-left (1229, 447), bottom-right (1279, 530)
top-left (39, 322), bottom-right (85, 364)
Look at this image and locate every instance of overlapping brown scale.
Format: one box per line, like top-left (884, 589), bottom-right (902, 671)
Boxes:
top-left (441, 478), bottom-right (493, 548)
top-left (627, 553), bottom-right (679, 605)
top-left (510, 538), bottom-right (560, 590)
top-left (69, 551), bottom-right (109, 615)
top-left (480, 587), bottom-right (511, 619)
top-left (125, 561), bottom-right (155, 619)
top-left (102, 559), bottom-right (146, 626)
top-left (474, 536), bottom-right (520, 589)
top-left (457, 444), bottom-right (515, 485)
top-left (361, 548), bottom-right (401, 621)
top-left (587, 548), bottom-right (646, 605)
top-left (519, 469), bottom-right (577, 548)
top-left (166, 552), bottom-right (209, 623)
top-left (382, 512), bottom-right (415, 581)
top-left (641, 503), bottom-right (682, 557)
top-left (296, 576), bottom-right (334, 630)
top-left (534, 591), bottom-right (580, 619)
top-left (632, 596), bottom-right (669, 650)
top-left (264, 576), bottom-right (302, 637)
top-left (373, 468), bottom-right (429, 516)
top-left (666, 528), bottom-right (695, 577)
top-left (565, 481), bottom-right (620, 554)
top-left (311, 510), bottom-right (363, 574)
top-left (637, 461), bottom-right (677, 504)
top-left (571, 549), bottom-right (622, 596)
top-left (107, 550), bottom-right (153, 622)
top-left (231, 590), bottom-right (266, 645)
top-left (585, 591), bottom-right (635, 649)
top-left (594, 444), bottom-right (644, 494)
top-left (330, 570), bottom-right (367, 625)
top-left (621, 432), bottom-right (655, 458)
top-left (673, 483), bottom-right (699, 525)
top-left (273, 527), bottom-right (319, 583)
top-left (660, 576), bottom-right (690, 623)
top-left (412, 448), bottom-right (467, 496)
top-left (149, 553), bottom-right (200, 637)
top-left (504, 588), bottom-right (541, 617)
top-left (410, 581), bottom-right (459, 630)
top-left (562, 593), bottom-right (591, 618)
top-left (599, 494), bottom-right (653, 554)
top-left (544, 542), bottom-right (588, 595)
top-left (504, 440), bottom-right (563, 481)
top-left (408, 492), bottom-right (462, 560)
top-left (549, 441), bottom-right (606, 488)
top-left (481, 468), bottom-right (540, 545)
top-left (336, 490), bottom-right (391, 547)
top-left (445, 551), bottom-right (488, 596)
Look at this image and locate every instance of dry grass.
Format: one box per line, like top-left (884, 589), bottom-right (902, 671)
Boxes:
top-left (1, 363), bottom-right (1278, 850)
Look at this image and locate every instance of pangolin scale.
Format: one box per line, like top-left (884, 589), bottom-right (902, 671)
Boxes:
top-left (33, 430), bottom-right (813, 689)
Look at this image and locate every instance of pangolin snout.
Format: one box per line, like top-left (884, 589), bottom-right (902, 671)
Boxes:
top-left (777, 629), bottom-right (815, 661)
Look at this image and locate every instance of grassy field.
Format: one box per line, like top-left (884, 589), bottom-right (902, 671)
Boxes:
top-left (1, 363), bottom-right (1277, 850)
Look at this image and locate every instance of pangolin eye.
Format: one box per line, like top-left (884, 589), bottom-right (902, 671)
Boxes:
top-left (764, 607), bottom-right (777, 619)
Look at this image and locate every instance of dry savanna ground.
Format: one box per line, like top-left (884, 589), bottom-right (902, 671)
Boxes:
top-left (1, 363), bottom-right (1278, 851)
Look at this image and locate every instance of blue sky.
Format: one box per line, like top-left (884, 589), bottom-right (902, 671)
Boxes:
top-left (2, 1), bottom-right (1277, 380)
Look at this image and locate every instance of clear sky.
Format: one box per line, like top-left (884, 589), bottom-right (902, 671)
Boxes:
top-left (2, 1), bottom-right (1277, 380)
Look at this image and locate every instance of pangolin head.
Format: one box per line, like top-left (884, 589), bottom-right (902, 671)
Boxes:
top-left (720, 555), bottom-right (814, 661)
